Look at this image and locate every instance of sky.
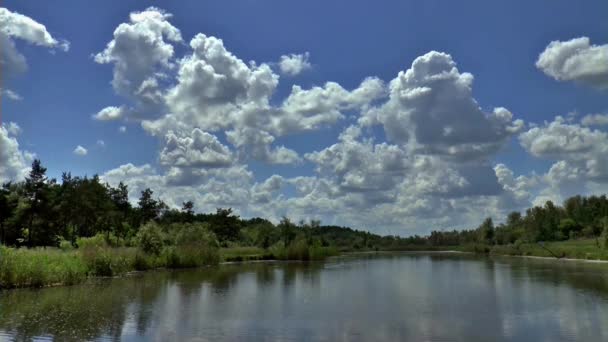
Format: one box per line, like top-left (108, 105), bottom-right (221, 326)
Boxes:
top-left (1, 0), bottom-right (608, 235)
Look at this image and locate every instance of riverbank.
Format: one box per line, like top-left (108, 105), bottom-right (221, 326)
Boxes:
top-left (0, 244), bottom-right (338, 289)
top-left (453, 238), bottom-right (608, 261)
top-left (2, 239), bottom-right (606, 290)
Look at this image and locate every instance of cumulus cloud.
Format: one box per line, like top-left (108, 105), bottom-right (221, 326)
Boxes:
top-left (0, 7), bottom-right (68, 77)
top-left (279, 52), bottom-right (311, 76)
top-left (536, 37), bottom-right (608, 89)
top-left (93, 106), bottom-right (130, 121)
top-left (361, 51), bottom-right (523, 161)
top-left (94, 7), bottom-right (182, 116)
top-left (226, 128), bottom-right (301, 165)
top-left (581, 113), bottom-right (608, 126)
top-left (119, 126), bottom-right (127, 133)
top-left (159, 129), bottom-right (234, 168)
top-left (94, 8), bottom-right (543, 233)
top-left (73, 145), bottom-right (88, 156)
top-left (0, 123), bottom-right (33, 183)
top-left (520, 116), bottom-right (608, 189)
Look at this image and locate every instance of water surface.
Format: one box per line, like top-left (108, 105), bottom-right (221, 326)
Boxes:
top-left (1, 252), bottom-right (608, 341)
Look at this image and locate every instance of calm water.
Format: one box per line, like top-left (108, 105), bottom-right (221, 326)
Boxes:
top-left (1, 252), bottom-right (608, 341)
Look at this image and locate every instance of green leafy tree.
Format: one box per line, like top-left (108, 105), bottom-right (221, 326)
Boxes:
top-left (279, 217), bottom-right (297, 247)
top-left (210, 208), bottom-right (241, 243)
top-left (478, 217), bottom-right (495, 244)
top-left (23, 159), bottom-right (49, 246)
top-left (138, 188), bottom-right (160, 224)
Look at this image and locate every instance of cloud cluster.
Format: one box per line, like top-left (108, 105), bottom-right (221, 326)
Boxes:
top-left (581, 113), bottom-right (608, 127)
top-left (279, 52), bottom-right (311, 76)
top-left (90, 7), bottom-right (534, 233)
top-left (361, 51), bottom-right (523, 161)
top-left (94, 7), bottom-right (182, 115)
top-left (520, 116), bottom-right (608, 183)
top-left (536, 37), bottom-right (608, 89)
top-left (0, 6), bottom-right (68, 104)
top-left (85, 8), bottom-right (607, 233)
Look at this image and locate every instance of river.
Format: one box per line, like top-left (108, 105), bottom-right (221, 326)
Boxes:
top-left (1, 252), bottom-right (608, 341)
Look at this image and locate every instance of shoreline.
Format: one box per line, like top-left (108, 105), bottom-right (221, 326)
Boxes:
top-left (3, 247), bottom-right (608, 291)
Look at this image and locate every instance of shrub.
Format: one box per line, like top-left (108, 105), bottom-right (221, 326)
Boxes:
top-left (76, 234), bottom-right (108, 249)
top-left (137, 222), bottom-right (164, 255)
top-left (59, 239), bottom-right (74, 251)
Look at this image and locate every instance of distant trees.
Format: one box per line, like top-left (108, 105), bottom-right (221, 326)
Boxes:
top-left (4, 158), bottom-right (608, 252)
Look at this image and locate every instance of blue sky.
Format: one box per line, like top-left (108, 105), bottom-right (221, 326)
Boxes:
top-left (2, 1), bottom-right (608, 235)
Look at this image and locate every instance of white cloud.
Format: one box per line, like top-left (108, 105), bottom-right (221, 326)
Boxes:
top-left (1, 88), bottom-right (22, 101)
top-left (119, 126), bottom-right (127, 133)
top-left (0, 123), bottom-right (33, 183)
top-left (361, 51), bottom-right (523, 161)
top-left (94, 7), bottom-right (182, 115)
top-left (536, 37), bottom-right (608, 89)
top-left (226, 128), bottom-right (301, 165)
top-left (4, 122), bottom-right (22, 136)
top-left (519, 116), bottom-right (608, 202)
top-left (92, 9), bottom-right (559, 234)
top-left (279, 52), bottom-right (311, 76)
top-left (93, 106), bottom-right (129, 121)
top-left (159, 129), bottom-right (234, 168)
top-left (0, 7), bottom-right (68, 77)
top-left (97, 140), bottom-right (106, 147)
top-left (581, 113), bottom-right (608, 126)
top-left (73, 145), bottom-right (88, 156)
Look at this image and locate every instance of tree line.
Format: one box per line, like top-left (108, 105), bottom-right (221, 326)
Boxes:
top-left (0, 159), bottom-right (408, 250)
top-left (2, 159), bottom-right (608, 251)
top-left (423, 197), bottom-right (608, 248)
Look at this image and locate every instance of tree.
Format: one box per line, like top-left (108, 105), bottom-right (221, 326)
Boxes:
top-left (181, 201), bottom-right (195, 222)
top-left (478, 217), bottom-right (495, 244)
top-left (279, 217), bottom-right (297, 246)
top-left (24, 159), bottom-right (49, 246)
top-left (558, 218), bottom-right (580, 240)
top-left (138, 188), bottom-right (160, 224)
top-left (0, 183), bottom-right (12, 245)
top-left (210, 208), bottom-right (241, 243)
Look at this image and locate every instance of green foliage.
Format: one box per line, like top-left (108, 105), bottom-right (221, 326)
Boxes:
top-left (210, 208), bottom-right (241, 243)
top-left (0, 246), bottom-right (87, 288)
top-left (137, 222), bottom-right (164, 255)
top-left (76, 234), bottom-right (108, 249)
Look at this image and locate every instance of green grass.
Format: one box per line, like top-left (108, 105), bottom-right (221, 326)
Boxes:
top-left (457, 239), bottom-right (608, 260)
top-left (0, 247), bottom-right (87, 288)
top-left (220, 247), bottom-right (271, 262)
top-left (0, 244), bottom-right (220, 289)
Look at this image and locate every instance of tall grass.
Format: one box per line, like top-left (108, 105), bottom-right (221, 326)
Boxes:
top-left (269, 240), bottom-right (339, 261)
top-left (0, 244), bottom-right (221, 289)
top-left (0, 247), bottom-right (87, 288)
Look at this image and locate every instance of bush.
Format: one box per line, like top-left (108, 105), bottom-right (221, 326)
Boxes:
top-left (76, 234), bottom-right (108, 249)
top-left (80, 247), bottom-right (136, 277)
top-left (137, 222), bottom-right (164, 255)
top-left (59, 239), bottom-right (74, 251)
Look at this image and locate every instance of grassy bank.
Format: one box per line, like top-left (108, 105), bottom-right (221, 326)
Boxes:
top-left (0, 243), bottom-right (339, 289)
top-left (0, 244), bottom-right (220, 289)
top-left (455, 238), bottom-right (608, 260)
